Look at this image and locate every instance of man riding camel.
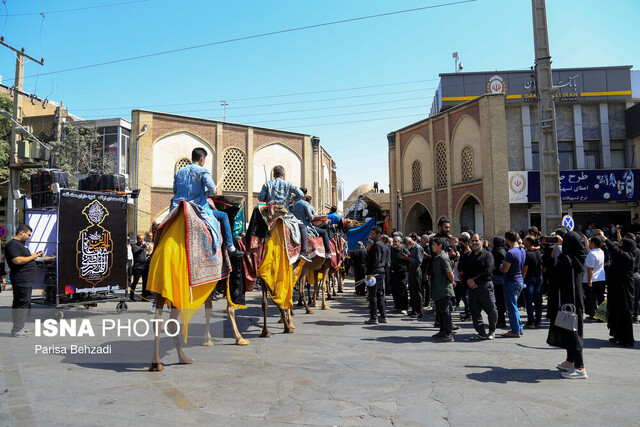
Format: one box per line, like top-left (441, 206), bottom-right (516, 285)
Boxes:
top-left (258, 165), bottom-right (312, 262)
top-left (292, 190), bottom-right (334, 257)
top-left (171, 147), bottom-right (243, 257)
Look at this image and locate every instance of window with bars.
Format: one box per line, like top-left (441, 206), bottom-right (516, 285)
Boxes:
top-left (175, 157), bottom-right (191, 172)
top-left (461, 146), bottom-right (474, 182)
top-left (222, 148), bottom-right (247, 191)
top-left (412, 160), bottom-right (422, 191)
top-left (436, 142), bottom-right (447, 187)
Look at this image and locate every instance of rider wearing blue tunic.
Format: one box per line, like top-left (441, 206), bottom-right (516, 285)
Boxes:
top-left (171, 147), bottom-right (243, 257)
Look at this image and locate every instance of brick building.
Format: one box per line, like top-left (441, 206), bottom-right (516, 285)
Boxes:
top-left (130, 110), bottom-right (340, 235)
top-left (389, 66), bottom-right (640, 237)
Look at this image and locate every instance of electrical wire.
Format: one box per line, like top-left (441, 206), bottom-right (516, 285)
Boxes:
top-left (279, 112), bottom-right (429, 130)
top-left (8, 0), bottom-right (476, 82)
top-left (5, 0), bottom-right (149, 16)
top-left (80, 86), bottom-right (438, 119)
top-left (72, 78), bottom-right (441, 112)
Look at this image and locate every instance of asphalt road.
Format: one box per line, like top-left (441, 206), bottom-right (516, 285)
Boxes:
top-left (0, 278), bottom-right (638, 426)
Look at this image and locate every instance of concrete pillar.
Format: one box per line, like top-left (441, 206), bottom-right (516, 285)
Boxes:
top-left (132, 110), bottom-right (154, 235)
top-left (311, 137), bottom-right (320, 213)
top-left (474, 204), bottom-right (484, 236)
top-left (445, 113), bottom-right (452, 220)
top-left (522, 105), bottom-right (533, 170)
top-left (246, 128), bottom-right (254, 214)
top-left (574, 104), bottom-right (585, 169)
top-left (600, 103), bottom-right (611, 168)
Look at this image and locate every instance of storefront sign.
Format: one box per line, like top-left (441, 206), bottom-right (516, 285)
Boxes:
top-left (527, 169), bottom-right (639, 203)
top-left (58, 190), bottom-right (127, 295)
top-left (508, 171), bottom-right (529, 203)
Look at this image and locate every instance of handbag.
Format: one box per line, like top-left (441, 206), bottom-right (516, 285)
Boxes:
top-left (555, 303), bottom-right (578, 331)
top-left (554, 267), bottom-right (578, 332)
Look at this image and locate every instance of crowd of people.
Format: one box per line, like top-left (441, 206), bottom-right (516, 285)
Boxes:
top-left (345, 218), bottom-right (639, 380)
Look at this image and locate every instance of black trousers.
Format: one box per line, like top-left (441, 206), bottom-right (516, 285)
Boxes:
top-left (368, 272), bottom-right (387, 320)
top-left (142, 261), bottom-right (151, 297)
top-left (583, 281), bottom-right (605, 316)
top-left (566, 346), bottom-right (584, 369)
top-left (468, 282), bottom-right (498, 336)
top-left (391, 270), bottom-right (408, 311)
top-left (592, 280), bottom-right (606, 308)
top-left (435, 297), bottom-right (452, 335)
top-left (131, 266), bottom-right (145, 297)
top-left (634, 276), bottom-right (640, 317)
top-left (385, 266), bottom-right (391, 295)
top-left (12, 284), bottom-right (32, 333)
top-left (408, 266), bottom-right (423, 315)
top-left (422, 277), bottom-right (430, 306)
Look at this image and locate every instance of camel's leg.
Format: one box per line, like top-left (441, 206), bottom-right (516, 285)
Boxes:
top-left (337, 270), bottom-right (344, 293)
top-left (260, 283), bottom-right (271, 338)
top-left (296, 279), bottom-right (305, 307)
top-left (296, 267), bottom-right (314, 314)
top-left (202, 292), bottom-right (214, 346)
top-left (326, 274), bottom-right (334, 300)
top-left (226, 299), bottom-right (249, 346)
top-left (167, 307), bottom-right (194, 364)
top-left (332, 272), bottom-right (338, 296)
top-left (282, 309), bottom-right (294, 333)
top-left (150, 294), bottom-right (165, 371)
top-left (321, 266), bottom-right (331, 310)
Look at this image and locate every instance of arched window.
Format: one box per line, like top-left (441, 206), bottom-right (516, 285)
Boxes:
top-left (222, 148), bottom-right (247, 191)
top-left (436, 142), bottom-right (447, 187)
top-left (175, 157), bottom-right (191, 172)
top-left (461, 146), bottom-right (474, 182)
top-left (411, 160), bottom-right (422, 191)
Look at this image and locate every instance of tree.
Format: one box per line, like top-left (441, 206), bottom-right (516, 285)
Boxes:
top-left (49, 125), bottom-right (116, 187)
top-left (0, 95), bottom-right (13, 184)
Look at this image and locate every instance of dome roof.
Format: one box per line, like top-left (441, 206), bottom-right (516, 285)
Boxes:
top-left (346, 183), bottom-right (374, 203)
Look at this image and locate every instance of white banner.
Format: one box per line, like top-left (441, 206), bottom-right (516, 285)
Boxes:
top-left (509, 171), bottom-right (528, 203)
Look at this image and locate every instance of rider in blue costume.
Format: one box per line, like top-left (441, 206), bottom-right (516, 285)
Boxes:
top-left (170, 147), bottom-right (243, 257)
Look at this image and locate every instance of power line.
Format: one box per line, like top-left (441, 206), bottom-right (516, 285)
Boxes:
top-left (6, 0), bottom-right (475, 82)
top-left (5, 0), bottom-right (149, 16)
top-left (72, 78), bottom-right (440, 112)
top-left (284, 112), bottom-right (429, 130)
top-left (80, 86), bottom-right (437, 119)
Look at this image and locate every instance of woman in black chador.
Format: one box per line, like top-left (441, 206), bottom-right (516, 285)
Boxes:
top-left (547, 231), bottom-right (587, 379)
top-left (595, 229), bottom-right (635, 347)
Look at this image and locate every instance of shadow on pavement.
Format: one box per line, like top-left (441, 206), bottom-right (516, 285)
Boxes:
top-left (465, 365), bottom-right (562, 383)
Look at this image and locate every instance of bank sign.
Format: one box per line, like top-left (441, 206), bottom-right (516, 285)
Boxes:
top-left (510, 169), bottom-right (640, 204)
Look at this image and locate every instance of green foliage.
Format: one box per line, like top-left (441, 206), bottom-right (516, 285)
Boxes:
top-left (49, 125), bottom-right (117, 187)
top-left (0, 95), bottom-right (13, 184)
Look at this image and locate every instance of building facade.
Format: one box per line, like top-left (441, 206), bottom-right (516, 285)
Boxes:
top-left (390, 66), bottom-right (640, 237)
top-left (130, 110), bottom-right (339, 235)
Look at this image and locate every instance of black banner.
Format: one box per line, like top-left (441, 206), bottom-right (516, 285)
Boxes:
top-left (57, 189), bottom-right (127, 295)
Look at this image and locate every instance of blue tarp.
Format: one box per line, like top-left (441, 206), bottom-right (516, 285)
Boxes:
top-left (346, 218), bottom-right (375, 251)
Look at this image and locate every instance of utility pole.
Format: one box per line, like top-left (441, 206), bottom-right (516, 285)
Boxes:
top-left (531, 0), bottom-right (562, 234)
top-left (1, 37), bottom-right (44, 237)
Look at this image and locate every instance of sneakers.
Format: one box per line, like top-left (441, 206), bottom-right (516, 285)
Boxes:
top-left (486, 333), bottom-right (495, 340)
top-left (562, 369), bottom-right (588, 379)
top-left (435, 334), bottom-right (454, 342)
top-left (11, 330), bottom-right (28, 338)
top-left (400, 310), bottom-right (408, 315)
top-left (378, 317), bottom-right (388, 324)
top-left (299, 252), bottom-right (312, 262)
top-left (501, 331), bottom-right (522, 338)
top-left (451, 324), bottom-right (461, 331)
top-left (432, 331), bottom-right (446, 339)
top-left (556, 361), bottom-right (574, 372)
top-left (364, 318), bottom-right (378, 325)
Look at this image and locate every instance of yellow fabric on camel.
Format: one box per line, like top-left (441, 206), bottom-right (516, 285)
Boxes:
top-left (258, 220), bottom-right (304, 310)
top-left (147, 208), bottom-right (217, 343)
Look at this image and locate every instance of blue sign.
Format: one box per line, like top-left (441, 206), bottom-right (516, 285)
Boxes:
top-left (528, 169), bottom-right (640, 203)
top-left (562, 215), bottom-right (574, 231)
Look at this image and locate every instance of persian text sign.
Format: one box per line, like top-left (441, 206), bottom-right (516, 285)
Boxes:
top-left (508, 171), bottom-right (529, 203)
top-left (527, 169), bottom-right (639, 203)
top-left (58, 190), bottom-right (127, 295)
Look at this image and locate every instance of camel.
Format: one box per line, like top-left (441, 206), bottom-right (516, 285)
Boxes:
top-left (147, 201), bottom-right (249, 371)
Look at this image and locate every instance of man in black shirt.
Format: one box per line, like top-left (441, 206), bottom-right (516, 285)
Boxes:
top-left (458, 233), bottom-right (498, 340)
top-left (390, 236), bottom-right (409, 313)
top-left (351, 242), bottom-right (368, 296)
top-left (5, 224), bottom-right (43, 337)
top-left (404, 237), bottom-right (424, 318)
top-left (365, 226), bottom-right (387, 325)
top-left (130, 235), bottom-right (147, 301)
top-left (522, 236), bottom-right (543, 328)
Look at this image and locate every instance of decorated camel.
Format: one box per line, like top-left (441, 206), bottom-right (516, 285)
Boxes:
top-left (147, 200), bottom-right (248, 371)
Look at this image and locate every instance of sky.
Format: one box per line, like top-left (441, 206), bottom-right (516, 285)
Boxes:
top-left (0, 0), bottom-right (638, 198)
